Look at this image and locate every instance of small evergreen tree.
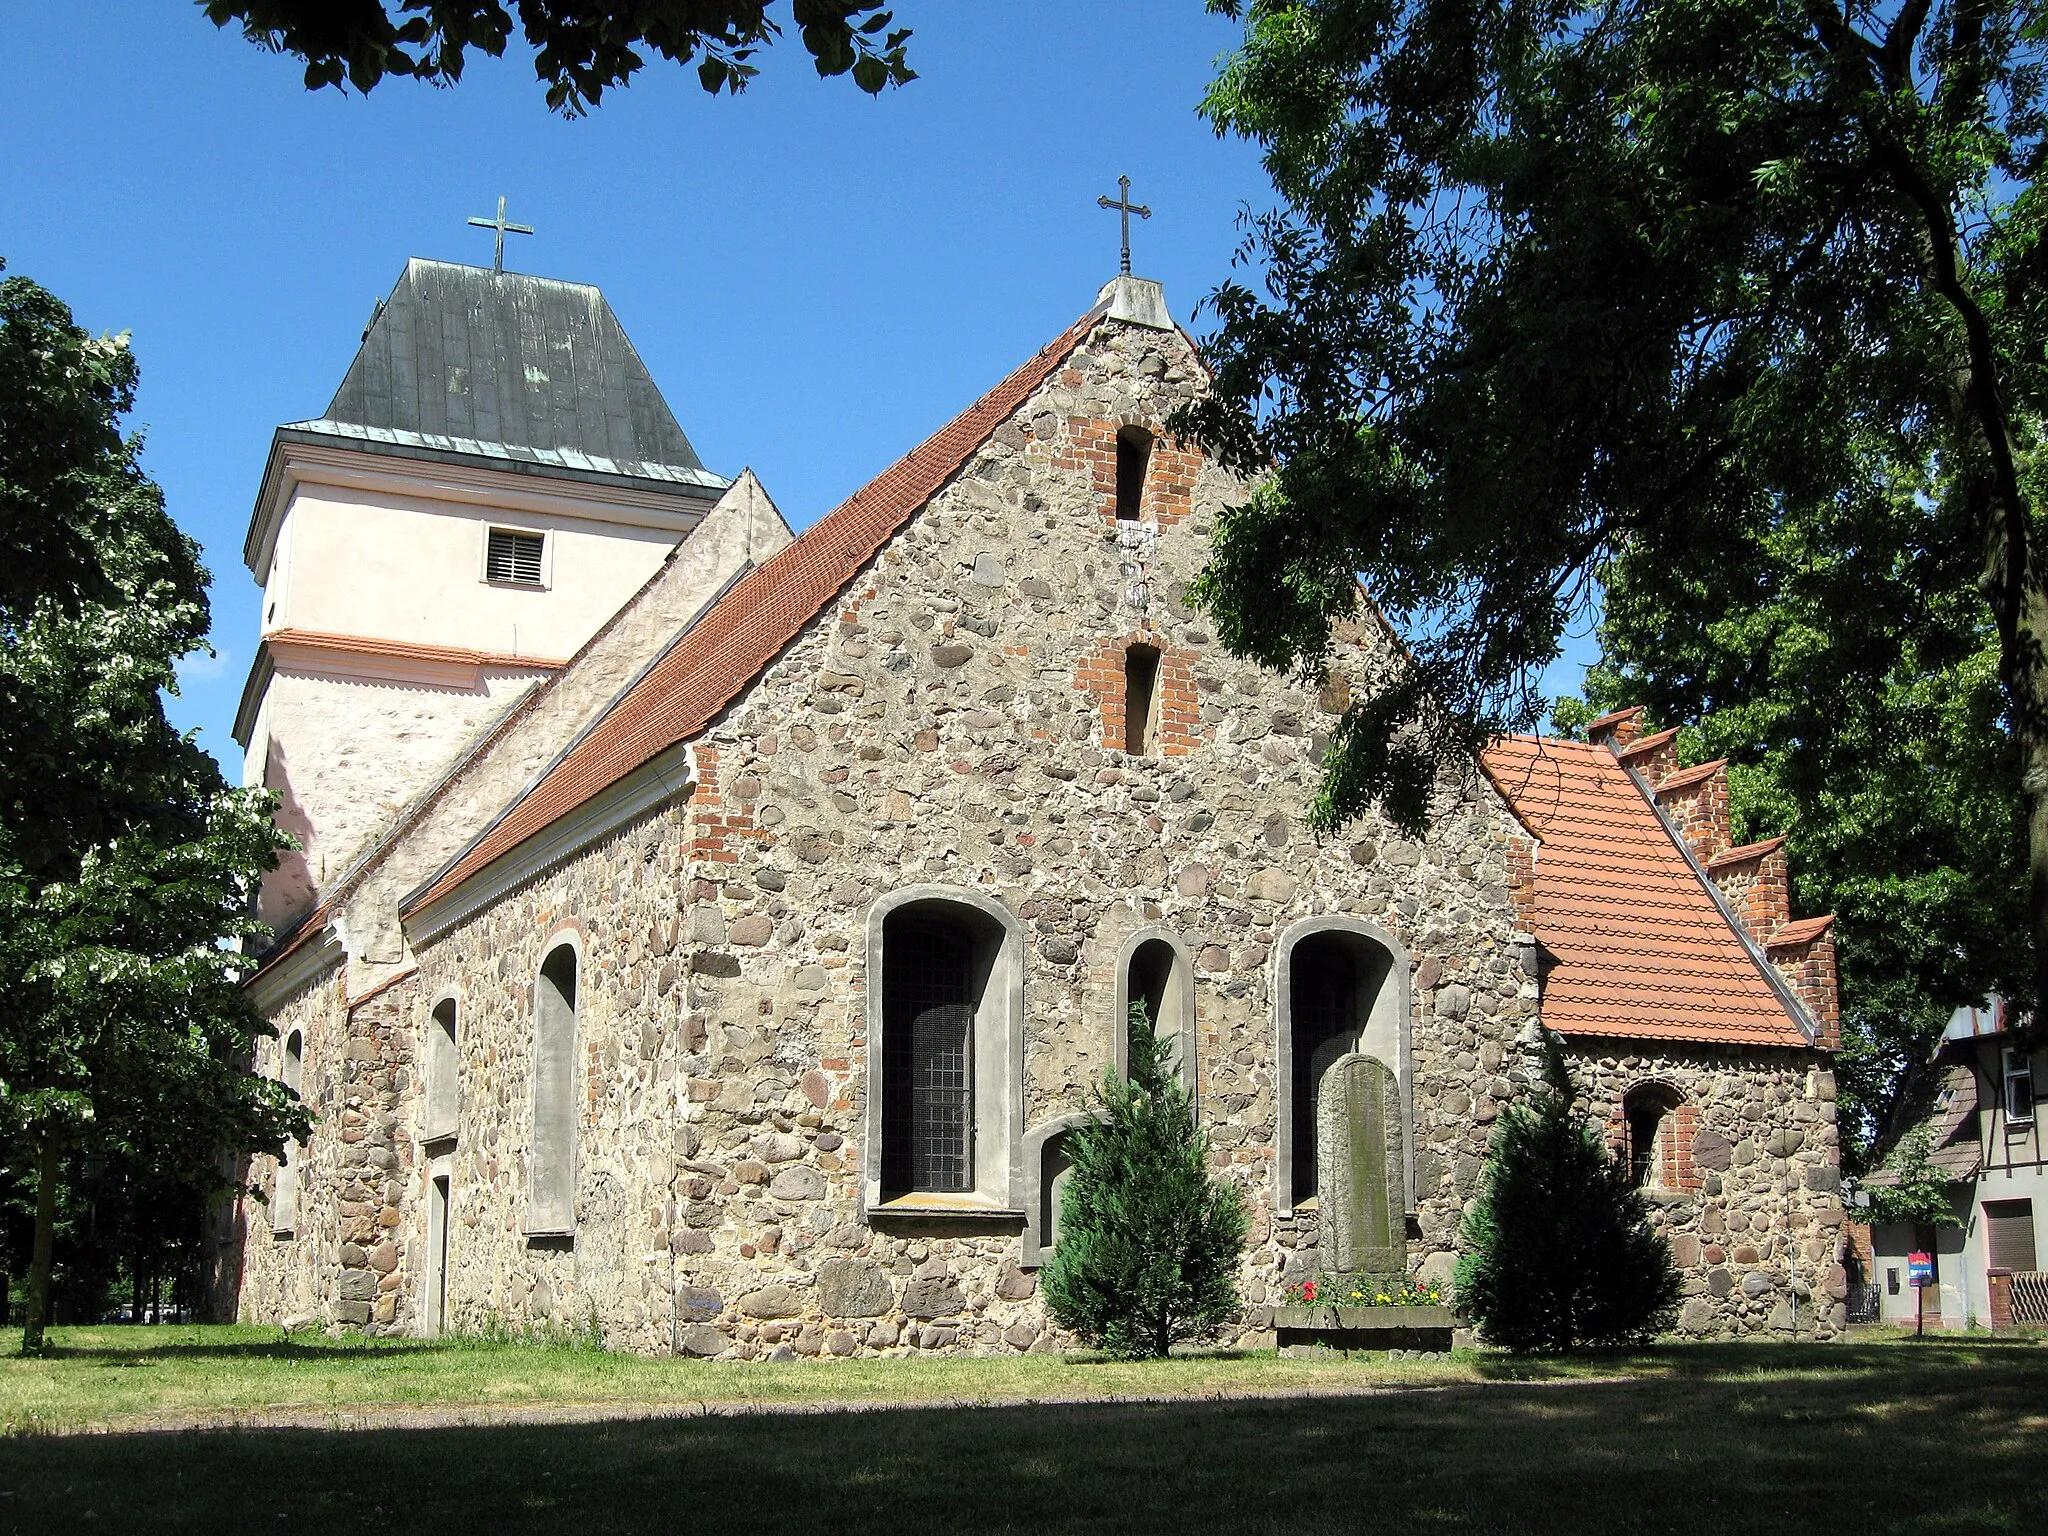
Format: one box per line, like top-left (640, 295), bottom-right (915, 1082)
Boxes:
top-left (1041, 1004), bottom-right (1248, 1359)
top-left (1455, 1031), bottom-right (1679, 1351)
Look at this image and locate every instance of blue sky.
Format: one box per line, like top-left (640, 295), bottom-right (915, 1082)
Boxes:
top-left (2, 1), bottom-right (1597, 769)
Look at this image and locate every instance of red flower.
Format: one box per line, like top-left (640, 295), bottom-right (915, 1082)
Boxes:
top-left (1301, 1281), bottom-right (1317, 1302)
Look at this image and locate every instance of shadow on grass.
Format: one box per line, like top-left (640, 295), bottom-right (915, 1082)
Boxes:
top-left (1460, 1335), bottom-right (2048, 1383)
top-left (9, 1338), bottom-right (458, 1367)
top-left (2, 1344), bottom-right (2043, 1534)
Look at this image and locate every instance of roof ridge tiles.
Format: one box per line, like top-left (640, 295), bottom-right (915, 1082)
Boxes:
top-left (1615, 725), bottom-right (1681, 760)
top-left (1769, 914), bottom-right (1837, 946)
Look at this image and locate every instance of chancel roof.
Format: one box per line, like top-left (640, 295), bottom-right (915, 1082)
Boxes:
top-left (288, 259), bottom-right (723, 489)
top-left (1480, 735), bottom-right (1815, 1049)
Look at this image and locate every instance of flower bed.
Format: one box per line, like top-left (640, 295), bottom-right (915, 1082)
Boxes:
top-left (1283, 1274), bottom-right (1447, 1309)
top-left (1271, 1273), bottom-right (1455, 1355)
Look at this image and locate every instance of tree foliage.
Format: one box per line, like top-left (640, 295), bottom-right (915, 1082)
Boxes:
top-left (1041, 1005), bottom-right (1248, 1359)
top-left (1182, 0), bottom-right (2048, 1015)
top-left (1564, 456), bottom-right (2024, 1160)
top-left (0, 265), bottom-right (163, 631)
top-left (201, 1), bottom-right (915, 114)
top-left (1454, 1032), bottom-right (1679, 1352)
top-left (0, 267), bottom-right (303, 1352)
top-left (1860, 1123), bottom-right (1965, 1227)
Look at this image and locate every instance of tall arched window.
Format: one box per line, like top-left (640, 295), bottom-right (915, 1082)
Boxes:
top-left (1274, 919), bottom-right (1411, 1215)
top-left (866, 888), bottom-right (1024, 1212)
top-left (883, 918), bottom-right (977, 1194)
top-left (1624, 1084), bottom-right (1682, 1189)
top-left (272, 1030), bottom-right (304, 1234)
top-left (527, 943), bottom-right (578, 1236)
top-left (424, 997), bottom-right (459, 1142)
top-left (1115, 427), bottom-right (1151, 521)
top-left (1124, 644), bottom-right (1161, 756)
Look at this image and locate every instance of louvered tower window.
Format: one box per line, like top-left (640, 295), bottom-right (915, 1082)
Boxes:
top-left (883, 922), bottom-right (975, 1194)
top-left (487, 528), bottom-right (545, 585)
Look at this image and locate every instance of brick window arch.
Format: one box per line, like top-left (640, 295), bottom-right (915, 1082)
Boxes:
top-left (1622, 1082), bottom-right (1688, 1190)
top-left (1075, 633), bottom-right (1202, 756)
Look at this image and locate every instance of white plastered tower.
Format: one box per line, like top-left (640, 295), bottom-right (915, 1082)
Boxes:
top-left (234, 258), bottom-right (773, 933)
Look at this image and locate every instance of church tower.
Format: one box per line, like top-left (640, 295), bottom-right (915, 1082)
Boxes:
top-left (234, 258), bottom-right (749, 933)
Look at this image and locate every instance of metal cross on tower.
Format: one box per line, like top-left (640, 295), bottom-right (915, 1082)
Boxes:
top-left (1097, 175), bottom-right (1152, 276)
top-left (467, 196), bottom-right (535, 274)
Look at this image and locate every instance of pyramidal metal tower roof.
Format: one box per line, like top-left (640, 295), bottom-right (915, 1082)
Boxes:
top-left (285, 258), bottom-right (725, 491)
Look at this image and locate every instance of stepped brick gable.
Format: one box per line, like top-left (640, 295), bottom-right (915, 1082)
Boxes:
top-left (221, 274), bottom-right (1846, 1351)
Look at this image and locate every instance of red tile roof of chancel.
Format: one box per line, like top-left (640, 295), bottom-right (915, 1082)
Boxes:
top-left (406, 307), bottom-right (1103, 916)
top-left (1480, 736), bottom-right (1814, 1049)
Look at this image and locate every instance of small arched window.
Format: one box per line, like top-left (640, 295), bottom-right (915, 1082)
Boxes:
top-left (1624, 1085), bottom-right (1682, 1190)
top-left (1115, 427), bottom-right (1151, 521)
top-left (528, 943), bottom-right (578, 1236)
top-left (424, 997), bottom-right (459, 1142)
top-left (1124, 643), bottom-right (1161, 756)
top-left (272, 1030), bottom-right (304, 1234)
top-left (1118, 931), bottom-right (1196, 1093)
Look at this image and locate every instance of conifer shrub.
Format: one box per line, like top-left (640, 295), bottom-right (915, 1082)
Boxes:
top-left (1455, 1031), bottom-right (1680, 1351)
top-left (1041, 1004), bottom-right (1249, 1358)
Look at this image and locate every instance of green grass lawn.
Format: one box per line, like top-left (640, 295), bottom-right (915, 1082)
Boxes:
top-left (1, 1327), bottom-right (2043, 1534)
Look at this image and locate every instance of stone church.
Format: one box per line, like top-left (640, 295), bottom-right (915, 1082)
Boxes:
top-left (214, 253), bottom-right (1851, 1351)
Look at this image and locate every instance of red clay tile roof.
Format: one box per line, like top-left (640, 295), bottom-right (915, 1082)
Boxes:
top-left (1479, 735), bottom-right (1814, 1049)
top-left (405, 306), bottom-right (1103, 916)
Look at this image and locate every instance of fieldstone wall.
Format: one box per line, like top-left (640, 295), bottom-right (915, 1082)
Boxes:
top-left (230, 306), bottom-right (1838, 1351)
top-left (1577, 1046), bottom-right (1847, 1337)
top-left (236, 969), bottom-right (397, 1330)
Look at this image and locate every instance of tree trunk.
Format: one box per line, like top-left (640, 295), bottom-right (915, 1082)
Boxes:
top-left (20, 1137), bottom-right (60, 1355)
top-left (1833, 0), bottom-right (2048, 1026)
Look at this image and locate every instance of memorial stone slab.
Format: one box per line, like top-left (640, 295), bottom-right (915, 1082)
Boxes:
top-left (1317, 1052), bottom-right (1405, 1277)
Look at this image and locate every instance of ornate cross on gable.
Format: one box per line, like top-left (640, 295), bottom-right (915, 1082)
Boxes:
top-left (1097, 175), bottom-right (1152, 276)
top-left (467, 196), bottom-right (535, 274)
